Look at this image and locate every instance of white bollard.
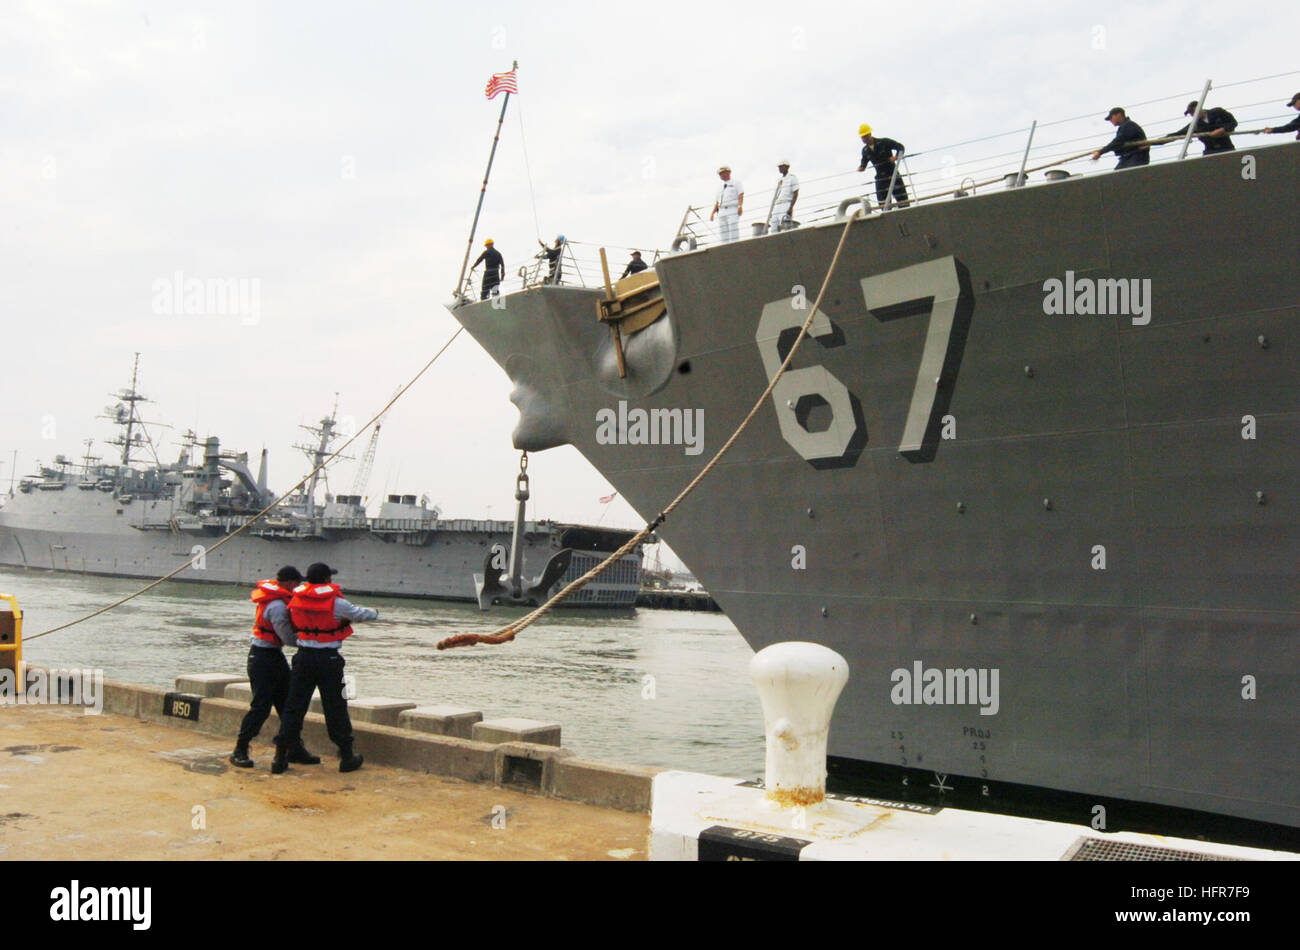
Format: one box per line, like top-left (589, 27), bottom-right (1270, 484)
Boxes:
top-left (749, 641), bottom-right (849, 807)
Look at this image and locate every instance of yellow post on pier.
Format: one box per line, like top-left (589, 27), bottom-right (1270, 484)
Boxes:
top-left (0, 594), bottom-right (22, 694)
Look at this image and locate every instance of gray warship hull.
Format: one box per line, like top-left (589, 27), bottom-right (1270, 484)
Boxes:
top-left (0, 484), bottom-right (640, 607)
top-left (449, 143), bottom-right (1300, 840)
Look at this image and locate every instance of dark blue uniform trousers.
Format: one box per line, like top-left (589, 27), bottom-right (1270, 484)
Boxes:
top-left (237, 646), bottom-right (290, 745)
top-left (275, 648), bottom-right (354, 753)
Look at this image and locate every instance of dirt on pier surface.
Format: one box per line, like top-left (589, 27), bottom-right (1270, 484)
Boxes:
top-left (0, 704), bottom-right (648, 861)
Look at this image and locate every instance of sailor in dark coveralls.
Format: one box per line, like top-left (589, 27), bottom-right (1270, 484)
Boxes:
top-left (1091, 107), bottom-right (1150, 169)
top-left (1168, 100), bottom-right (1238, 153)
top-left (857, 124), bottom-right (910, 208)
top-left (231, 565), bottom-right (320, 769)
top-left (1264, 92), bottom-right (1300, 139)
top-left (472, 239), bottom-right (505, 300)
top-left (272, 562), bottom-right (378, 774)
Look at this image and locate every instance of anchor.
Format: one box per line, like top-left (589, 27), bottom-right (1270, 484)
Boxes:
top-left (473, 452), bottom-right (572, 609)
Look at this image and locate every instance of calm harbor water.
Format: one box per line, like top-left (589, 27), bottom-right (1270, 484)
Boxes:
top-left (2, 567), bottom-right (766, 778)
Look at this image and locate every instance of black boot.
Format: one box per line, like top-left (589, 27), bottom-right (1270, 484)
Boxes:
top-left (338, 742), bottom-right (364, 773)
top-left (229, 741), bottom-right (254, 769)
top-left (271, 744), bottom-right (289, 774)
top-left (288, 743), bottom-right (321, 765)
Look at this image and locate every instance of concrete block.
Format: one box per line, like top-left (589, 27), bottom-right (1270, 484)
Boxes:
top-left (101, 679), bottom-right (142, 718)
top-left (493, 741), bottom-right (573, 794)
top-left (227, 681), bottom-right (319, 712)
top-left (553, 757), bottom-right (660, 813)
top-left (411, 737), bottom-right (499, 784)
top-left (347, 697), bottom-right (419, 726)
top-left (473, 717), bottom-right (562, 747)
top-left (398, 705), bottom-right (483, 739)
top-left (175, 673), bottom-right (245, 697)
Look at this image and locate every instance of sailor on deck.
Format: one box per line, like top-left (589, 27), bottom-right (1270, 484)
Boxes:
top-left (768, 161), bottom-right (799, 233)
top-left (710, 166), bottom-right (744, 243)
top-left (272, 562), bottom-right (378, 774)
top-left (858, 126), bottom-right (910, 208)
top-left (1168, 100), bottom-right (1238, 154)
top-left (1091, 107), bottom-right (1150, 169)
top-left (230, 565), bottom-right (321, 769)
top-left (620, 250), bottom-right (648, 279)
top-left (1264, 92), bottom-right (1300, 139)
top-left (539, 235), bottom-right (565, 284)
top-left (473, 239), bottom-right (505, 300)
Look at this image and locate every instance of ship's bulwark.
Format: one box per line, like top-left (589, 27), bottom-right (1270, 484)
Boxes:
top-left (452, 144), bottom-right (1300, 834)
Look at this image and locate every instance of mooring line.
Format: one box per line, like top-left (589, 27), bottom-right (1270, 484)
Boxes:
top-left (437, 208), bottom-right (864, 650)
top-left (26, 327), bottom-right (465, 642)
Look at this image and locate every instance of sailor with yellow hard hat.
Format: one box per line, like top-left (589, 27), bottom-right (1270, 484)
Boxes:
top-left (472, 238), bottom-right (505, 300)
top-left (857, 123), bottom-right (910, 209)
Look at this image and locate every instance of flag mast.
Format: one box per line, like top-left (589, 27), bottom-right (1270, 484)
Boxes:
top-left (454, 60), bottom-right (518, 300)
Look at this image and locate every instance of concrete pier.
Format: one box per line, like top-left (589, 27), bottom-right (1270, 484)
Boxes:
top-left (0, 703), bottom-right (648, 861)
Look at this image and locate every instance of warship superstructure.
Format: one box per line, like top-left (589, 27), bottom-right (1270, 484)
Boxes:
top-left (448, 137), bottom-right (1300, 844)
top-left (0, 358), bottom-right (642, 607)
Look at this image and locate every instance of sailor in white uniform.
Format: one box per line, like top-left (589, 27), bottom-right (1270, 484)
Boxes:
top-left (768, 160), bottom-right (799, 234)
top-left (710, 165), bottom-right (744, 243)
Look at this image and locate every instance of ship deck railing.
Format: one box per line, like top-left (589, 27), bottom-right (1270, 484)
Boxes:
top-left (669, 72), bottom-right (1299, 252)
top-left (457, 239), bottom-right (665, 302)
top-left (452, 73), bottom-right (1296, 305)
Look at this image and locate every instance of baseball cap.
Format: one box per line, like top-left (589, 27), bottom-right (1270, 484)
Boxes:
top-left (1288, 92), bottom-right (1300, 106)
top-left (275, 565), bottom-right (303, 583)
top-left (305, 562), bottom-right (337, 583)
top-left (717, 165), bottom-right (730, 173)
top-left (1105, 107), bottom-right (1125, 119)
top-left (1184, 100), bottom-right (1202, 116)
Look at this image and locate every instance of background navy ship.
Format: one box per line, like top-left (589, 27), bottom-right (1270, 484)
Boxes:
top-left (0, 357), bottom-right (642, 608)
top-left (447, 121), bottom-right (1300, 846)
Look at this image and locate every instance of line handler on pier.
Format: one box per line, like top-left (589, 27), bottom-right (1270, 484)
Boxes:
top-left (230, 565), bottom-right (321, 769)
top-left (272, 563), bottom-right (378, 774)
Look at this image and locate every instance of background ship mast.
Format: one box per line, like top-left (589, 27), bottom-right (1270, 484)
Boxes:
top-left (101, 353), bottom-right (167, 469)
top-left (292, 394), bottom-right (351, 518)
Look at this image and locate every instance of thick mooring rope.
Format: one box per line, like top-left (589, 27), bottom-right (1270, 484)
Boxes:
top-left (437, 208), bottom-right (865, 650)
top-left (27, 328), bottom-right (465, 641)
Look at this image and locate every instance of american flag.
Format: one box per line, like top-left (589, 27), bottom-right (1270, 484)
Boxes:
top-left (599, 492), bottom-right (617, 504)
top-left (484, 69), bottom-right (518, 100)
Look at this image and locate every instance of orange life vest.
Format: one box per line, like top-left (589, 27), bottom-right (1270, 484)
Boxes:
top-left (288, 583), bottom-right (354, 644)
top-left (250, 580), bottom-right (294, 645)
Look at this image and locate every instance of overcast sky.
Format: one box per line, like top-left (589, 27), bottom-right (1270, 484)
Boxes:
top-left (1, 0), bottom-right (1293, 569)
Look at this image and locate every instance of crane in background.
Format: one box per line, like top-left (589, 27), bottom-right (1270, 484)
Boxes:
top-left (351, 388), bottom-right (400, 505)
top-left (351, 422), bottom-right (381, 501)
